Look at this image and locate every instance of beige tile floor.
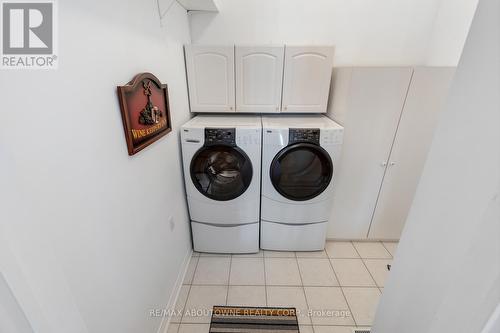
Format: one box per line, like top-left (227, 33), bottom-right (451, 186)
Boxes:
top-left (170, 241), bottom-right (397, 333)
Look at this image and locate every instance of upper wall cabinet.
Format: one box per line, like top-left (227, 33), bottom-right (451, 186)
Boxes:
top-left (185, 45), bottom-right (235, 112)
top-left (235, 46), bottom-right (284, 112)
top-left (281, 46), bottom-right (334, 113)
top-left (184, 45), bottom-right (334, 113)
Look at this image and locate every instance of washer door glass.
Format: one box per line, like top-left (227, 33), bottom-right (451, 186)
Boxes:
top-left (190, 145), bottom-right (253, 201)
top-left (270, 143), bottom-right (333, 201)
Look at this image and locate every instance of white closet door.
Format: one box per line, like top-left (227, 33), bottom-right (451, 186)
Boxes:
top-left (327, 67), bottom-right (413, 239)
top-left (368, 67), bottom-right (456, 240)
top-left (235, 46), bottom-right (284, 112)
top-left (185, 45), bottom-right (235, 112)
top-left (281, 46), bottom-right (334, 113)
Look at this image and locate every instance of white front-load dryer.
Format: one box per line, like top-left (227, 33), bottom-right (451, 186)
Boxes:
top-left (181, 115), bottom-right (261, 253)
top-left (261, 115), bottom-right (344, 251)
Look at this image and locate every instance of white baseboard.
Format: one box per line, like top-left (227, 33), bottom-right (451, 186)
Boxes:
top-left (157, 248), bottom-right (193, 333)
top-left (326, 238), bottom-right (400, 242)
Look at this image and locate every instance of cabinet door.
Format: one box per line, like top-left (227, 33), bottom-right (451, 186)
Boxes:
top-left (281, 46), bottom-right (334, 113)
top-left (235, 46), bottom-right (284, 112)
top-left (368, 67), bottom-right (456, 240)
top-left (185, 45), bottom-right (235, 112)
top-left (327, 67), bottom-right (413, 239)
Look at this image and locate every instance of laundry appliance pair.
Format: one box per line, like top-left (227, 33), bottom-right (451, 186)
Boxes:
top-left (181, 115), bottom-right (344, 253)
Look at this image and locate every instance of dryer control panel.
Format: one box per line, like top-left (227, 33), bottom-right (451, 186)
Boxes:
top-left (289, 128), bottom-right (320, 145)
top-left (205, 128), bottom-right (236, 146)
top-left (321, 129), bottom-right (344, 145)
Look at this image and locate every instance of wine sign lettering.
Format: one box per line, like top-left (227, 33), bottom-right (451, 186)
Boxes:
top-left (117, 73), bottom-right (172, 155)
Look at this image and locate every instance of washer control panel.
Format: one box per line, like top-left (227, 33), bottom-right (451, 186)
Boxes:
top-left (205, 128), bottom-right (236, 146)
top-left (289, 128), bottom-right (320, 145)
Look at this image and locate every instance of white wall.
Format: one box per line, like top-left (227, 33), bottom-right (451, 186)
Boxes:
top-left (189, 0), bottom-right (477, 66)
top-left (425, 0), bottom-right (479, 65)
top-left (372, 0), bottom-right (500, 332)
top-left (0, 1), bottom-right (192, 333)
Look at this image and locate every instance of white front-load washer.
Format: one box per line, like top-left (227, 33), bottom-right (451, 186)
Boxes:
top-left (181, 115), bottom-right (261, 253)
top-left (261, 115), bottom-right (344, 251)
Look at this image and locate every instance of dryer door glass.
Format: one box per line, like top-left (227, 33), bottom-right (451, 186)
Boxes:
top-left (190, 145), bottom-right (253, 201)
top-left (270, 143), bottom-right (333, 201)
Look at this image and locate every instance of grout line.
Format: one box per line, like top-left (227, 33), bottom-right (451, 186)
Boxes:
top-left (178, 255), bottom-right (200, 325)
top-left (263, 255), bottom-right (268, 306)
top-left (358, 257), bottom-right (393, 260)
top-left (195, 283), bottom-right (267, 286)
top-left (293, 254), bottom-right (314, 330)
top-left (378, 240), bottom-right (393, 258)
top-left (228, 256), bottom-right (265, 259)
top-left (351, 242), bottom-right (378, 286)
top-left (380, 241), bottom-right (395, 259)
top-left (327, 257), bottom-right (361, 259)
top-left (186, 283), bottom-right (382, 288)
top-left (361, 257), bottom-right (391, 288)
top-left (351, 242), bottom-right (383, 291)
top-left (263, 256), bottom-right (298, 258)
top-left (360, 258), bottom-right (390, 288)
top-left (327, 250), bottom-right (357, 327)
top-left (351, 241), bottom-right (392, 259)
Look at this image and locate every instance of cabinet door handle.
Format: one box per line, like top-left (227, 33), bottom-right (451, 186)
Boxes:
top-left (230, 106), bottom-right (233, 111)
top-left (381, 161), bottom-right (388, 167)
top-left (389, 161), bottom-right (396, 166)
